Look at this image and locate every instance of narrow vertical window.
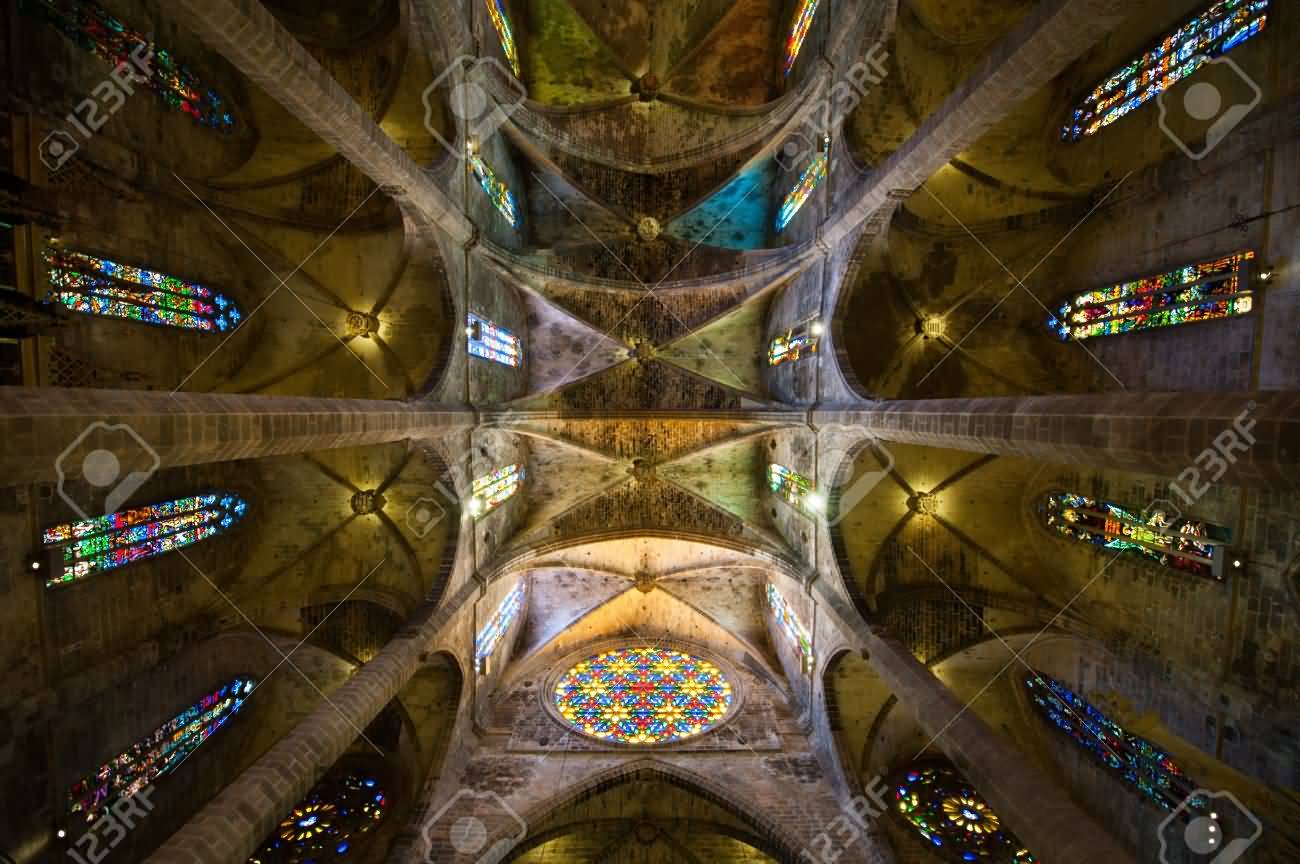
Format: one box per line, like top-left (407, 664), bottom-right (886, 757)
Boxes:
top-left (768, 463), bottom-right (821, 516)
top-left (1024, 671), bottom-right (1200, 811)
top-left (1063, 1), bottom-right (1269, 141)
top-left (42, 493), bottom-right (248, 587)
top-left (484, 0), bottom-right (521, 78)
top-left (468, 149), bottom-right (520, 229)
top-left (23, 0), bottom-right (236, 130)
top-left (769, 318), bottom-right (822, 366)
top-left (475, 580), bottom-right (526, 673)
top-left (45, 248), bottom-right (242, 332)
top-left (1050, 251), bottom-right (1255, 340)
top-left (470, 464), bottom-right (524, 517)
top-left (68, 675), bottom-right (255, 822)
top-left (466, 312), bottom-right (521, 367)
top-left (782, 0), bottom-right (822, 77)
top-left (766, 583), bottom-right (814, 671)
top-left (775, 137), bottom-right (829, 233)
top-left (1040, 491), bottom-right (1230, 580)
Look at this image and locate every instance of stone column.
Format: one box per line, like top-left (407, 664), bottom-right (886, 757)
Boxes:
top-left (0, 387), bottom-right (475, 485)
top-left (145, 579), bottom-right (479, 864)
top-left (814, 391), bottom-right (1299, 490)
top-left (824, 0), bottom-right (1130, 245)
top-left (812, 580), bottom-right (1137, 863)
top-left (172, 0), bottom-right (475, 246)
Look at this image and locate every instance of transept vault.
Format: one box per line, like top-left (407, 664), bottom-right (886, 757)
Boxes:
top-left (0, 1), bottom-right (1297, 864)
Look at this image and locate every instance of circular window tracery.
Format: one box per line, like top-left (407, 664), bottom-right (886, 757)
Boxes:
top-left (552, 647), bottom-right (734, 745)
top-left (890, 763), bottom-right (1036, 863)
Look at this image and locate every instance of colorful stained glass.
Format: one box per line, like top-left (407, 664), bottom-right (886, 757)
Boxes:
top-left (769, 319), bottom-right (821, 366)
top-left (1062, 1), bottom-right (1269, 141)
top-left (23, 0), bottom-right (236, 131)
top-left (248, 772), bottom-right (388, 864)
top-left (468, 151), bottom-right (520, 229)
top-left (891, 763), bottom-right (1036, 863)
top-left (782, 0), bottom-right (822, 77)
top-left (1049, 251), bottom-right (1254, 340)
top-left (484, 0), bottom-right (520, 78)
top-left (467, 312), bottom-right (521, 367)
top-left (766, 583), bottom-right (813, 665)
top-left (775, 139), bottom-right (829, 233)
top-left (1024, 672), bottom-right (1201, 811)
top-left (470, 464), bottom-right (524, 517)
top-left (553, 647), bottom-right (733, 745)
top-left (769, 463), bottom-right (817, 515)
top-left (42, 493), bottom-right (248, 587)
top-left (475, 580), bottom-right (525, 668)
top-left (68, 675), bottom-right (255, 823)
top-left (1041, 491), bottom-right (1229, 580)
top-left (45, 247), bottom-right (242, 333)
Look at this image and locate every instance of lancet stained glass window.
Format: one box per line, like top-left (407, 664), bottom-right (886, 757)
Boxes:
top-left (470, 464), bottom-right (524, 517)
top-left (23, 0), bottom-right (236, 131)
top-left (769, 463), bottom-right (816, 515)
top-left (1024, 671), bottom-right (1200, 811)
top-left (484, 0), bottom-right (520, 78)
top-left (769, 318), bottom-right (821, 366)
top-left (891, 763), bottom-right (1036, 863)
top-left (775, 137), bottom-right (829, 233)
top-left (766, 583), bottom-right (813, 665)
top-left (468, 150), bottom-right (520, 229)
top-left (467, 312), bottom-right (521, 367)
top-left (1040, 491), bottom-right (1229, 580)
top-left (249, 772), bottom-right (388, 864)
top-left (69, 675), bottom-right (255, 823)
top-left (45, 247), bottom-right (243, 333)
top-left (553, 647), bottom-right (733, 745)
top-left (782, 0), bottom-right (822, 77)
top-left (1062, 1), bottom-right (1269, 141)
top-left (42, 493), bottom-right (248, 587)
top-left (1049, 251), bottom-right (1254, 341)
top-left (475, 580), bottom-right (525, 669)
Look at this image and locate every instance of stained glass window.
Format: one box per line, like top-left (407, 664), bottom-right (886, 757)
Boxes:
top-left (468, 150), bottom-right (520, 229)
top-left (1049, 251), bottom-right (1254, 340)
top-left (484, 0), bottom-right (520, 78)
top-left (769, 463), bottom-right (819, 516)
top-left (1040, 491), bottom-right (1229, 580)
top-left (248, 772), bottom-right (388, 864)
top-left (553, 647), bottom-right (733, 745)
top-left (1062, 1), bottom-right (1269, 141)
top-left (782, 0), bottom-right (822, 77)
top-left (42, 493), bottom-right (249, 587)
top-left (68, 675), bottom-right (255, 823)
top-left (766, 583), bottom-right (813, 667)
top-left (45, 247), bottom-right (243, 333)
top-left (891, 762), bottom-right (1036, 863)
top-left (1024, 671), bottom-right (1201, 811)
top-left (23, 0), bottom-right (236, 131)
top-left (475, 580), bottom-right (525, 671)
top-left (775, 137), bottom-right (829, 233)
top-left (769, 318), bottom-right (821, 366)
top-left (467, 312), bottom-right (521, 367)
top-left (469, 464), bottom-right (524, 517)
